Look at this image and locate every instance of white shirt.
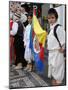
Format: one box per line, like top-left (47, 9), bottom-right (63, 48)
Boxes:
top-left (10, 22), bottom-right (18, 36)
top-left (24, 24), bottom-right (31, 46)
top-left (20, 12), bottom-right (27, 23)
top-left (47, 22), bottom-right (65, 50)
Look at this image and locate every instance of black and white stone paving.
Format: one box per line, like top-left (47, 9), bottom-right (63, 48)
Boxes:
top-left (9, 49), bottom-right (66, 89)
top-left (9, 65), bottom-right (49, 89)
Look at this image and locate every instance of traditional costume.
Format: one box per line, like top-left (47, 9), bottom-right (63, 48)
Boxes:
top-left (10, 13), bottom-right (27, 69)
top-left (24, 24), bottom-right (32, 63)
top-left (47, 22), bottom-right (65, 83)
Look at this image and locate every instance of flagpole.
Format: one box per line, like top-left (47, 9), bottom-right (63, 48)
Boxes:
top-left (33, 5), bottom-right (37, 15)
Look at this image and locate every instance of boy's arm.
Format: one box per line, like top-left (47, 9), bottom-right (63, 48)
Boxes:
top-left (56, 26), bottom-right (65, 52)
top-left (10, 22), bottom-right (18, 36)
top-left (56, 26), bottom-right (65, 47)
top-left (23, 28), bottom-right (27, 47)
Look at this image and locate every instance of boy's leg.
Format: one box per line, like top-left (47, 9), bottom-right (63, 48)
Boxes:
top-left (24, 61), bottom-right (30, 70)
top-left (28, 63), bottom-right (32, 72)
top-left (52, 79), bottom-right (62, 86)
top-left (55, 80), bottom-right (62, 85)
top-left (51, 79), bottom-right (56, 86)
top-left (27, 60), bottom-right (34, 72)
top-left (14, 46), bottom-right (23, 69)
top-left (24, 60), bottom-right (32, 71)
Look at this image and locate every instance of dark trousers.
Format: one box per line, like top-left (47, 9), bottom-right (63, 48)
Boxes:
top-left (14, 37), bottom-right (27, 67)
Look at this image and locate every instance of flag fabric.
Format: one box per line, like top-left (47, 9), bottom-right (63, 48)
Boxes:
top-left (29, 8), bottom-right (47, 73)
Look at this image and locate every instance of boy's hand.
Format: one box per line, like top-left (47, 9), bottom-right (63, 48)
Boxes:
top-left (24, 45), bottom-right (26, 48)
top-left (59, 48), bottom-right (64, 53)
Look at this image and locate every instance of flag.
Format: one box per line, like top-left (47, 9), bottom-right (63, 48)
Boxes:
top-left (30, 7), bottom-right (47, 73)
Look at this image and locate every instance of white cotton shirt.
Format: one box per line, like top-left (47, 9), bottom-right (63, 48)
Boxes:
top-left (24, 24), bottom-right (32, 62)
top-left (20, 13), bottom-right (27, 23)
top-left (10, 22), bottom-right (18, 36)
top-left (24, 24), bottom-right (31, 46)
top-left (47, 22), bottom-right (65, 82)
top-left (47, 22), bottom-right (65, 50)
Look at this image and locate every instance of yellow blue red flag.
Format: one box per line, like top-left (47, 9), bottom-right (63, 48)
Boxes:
top-left (29, 8), bottom-right (47, 73)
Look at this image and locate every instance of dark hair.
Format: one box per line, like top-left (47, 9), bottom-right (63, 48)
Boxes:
top-left (48, 8), bottom-right (58, 19)
top-left (21, 4), bottom-right (29, 12)
top-left (27, 13), bottom-right (33, 18)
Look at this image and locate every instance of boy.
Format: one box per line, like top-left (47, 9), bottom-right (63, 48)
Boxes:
top-left (10, 13), bottom-right (26, 69)
top-left (20, 4), bottom-right (28, 27)
top-left (47, 8), bottom-right (65, 85)
top-left (24, 13), bottom-right (33, 71)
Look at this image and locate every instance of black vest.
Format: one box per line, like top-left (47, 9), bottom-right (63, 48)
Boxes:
top-left (14, 21), bottom-right (24, 39)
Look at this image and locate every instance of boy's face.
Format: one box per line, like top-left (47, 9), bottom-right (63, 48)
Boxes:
top-left (17, 8), bottom-right (21, 15)
top-left (13, 15), bottom-right (19, 22)
top-left (28, 16), bottom-right (32, 24)
top-left (21, 7), bottom-right (25, 13)
top-left (48, 14), bottom-right (57, 25)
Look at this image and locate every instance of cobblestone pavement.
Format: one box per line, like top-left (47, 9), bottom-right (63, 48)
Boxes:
top-left (9, 65), bottom-right (50, 89)
top-left (9, 49), bottom-right (66, 89)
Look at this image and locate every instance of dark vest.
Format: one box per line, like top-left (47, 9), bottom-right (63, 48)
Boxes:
top-left (14, 21), bottom-right (24, 39)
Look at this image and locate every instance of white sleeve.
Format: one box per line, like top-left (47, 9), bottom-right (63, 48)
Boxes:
top-left (56, 26), bottom-right (65, 47)
top-left (21, 14), bottom-right (27, 23)
top-left (23, 28), bottom-right (27, 46)
top-left (10, 22), bottom-right (18, 36)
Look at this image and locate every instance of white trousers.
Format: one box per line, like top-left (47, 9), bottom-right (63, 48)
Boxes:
top-left (48, 50), bottom-right (65, 82)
